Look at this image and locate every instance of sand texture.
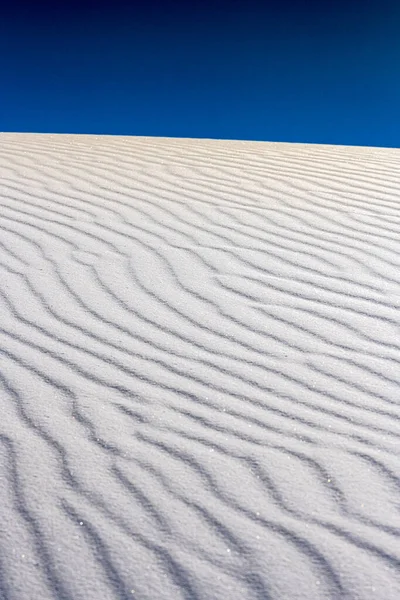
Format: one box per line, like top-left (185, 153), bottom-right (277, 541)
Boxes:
top-left (0, 133), bottom-right (400, 599)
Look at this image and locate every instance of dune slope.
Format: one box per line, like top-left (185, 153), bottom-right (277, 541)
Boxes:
top-left (0, 134), bottom-right (400, 599)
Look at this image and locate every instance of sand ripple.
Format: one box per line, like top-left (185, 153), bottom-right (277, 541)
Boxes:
top-left (0, 134), bottom-right (400, 599)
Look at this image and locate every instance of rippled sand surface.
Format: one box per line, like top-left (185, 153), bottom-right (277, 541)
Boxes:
top-left (0, 134), bottom-right (399, 599)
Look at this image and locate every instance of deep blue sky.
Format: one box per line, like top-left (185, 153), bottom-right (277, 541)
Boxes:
top-left (1, 0), bottom-right (399, 147)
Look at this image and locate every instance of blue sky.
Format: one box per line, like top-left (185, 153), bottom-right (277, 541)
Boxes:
top-left (1, 0), bottom-right (399, 147)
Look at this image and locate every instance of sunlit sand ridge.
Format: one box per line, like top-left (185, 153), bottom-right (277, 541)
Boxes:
top-left (0, 133), bottom-right (400, 599)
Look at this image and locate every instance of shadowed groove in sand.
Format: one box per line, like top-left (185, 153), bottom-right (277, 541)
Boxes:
top-left (0, 133), bottom-right (400, 600)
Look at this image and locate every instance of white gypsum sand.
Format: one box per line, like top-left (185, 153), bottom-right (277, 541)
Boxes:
top-left (0, 133), bottom-right (399, 600)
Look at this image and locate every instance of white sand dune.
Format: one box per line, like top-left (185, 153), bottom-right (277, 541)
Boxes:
top-left (0, 133), bottom-right (399, 600)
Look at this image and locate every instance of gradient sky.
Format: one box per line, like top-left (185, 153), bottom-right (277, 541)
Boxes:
top-left (1, 0), bottom-right (399, 147)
